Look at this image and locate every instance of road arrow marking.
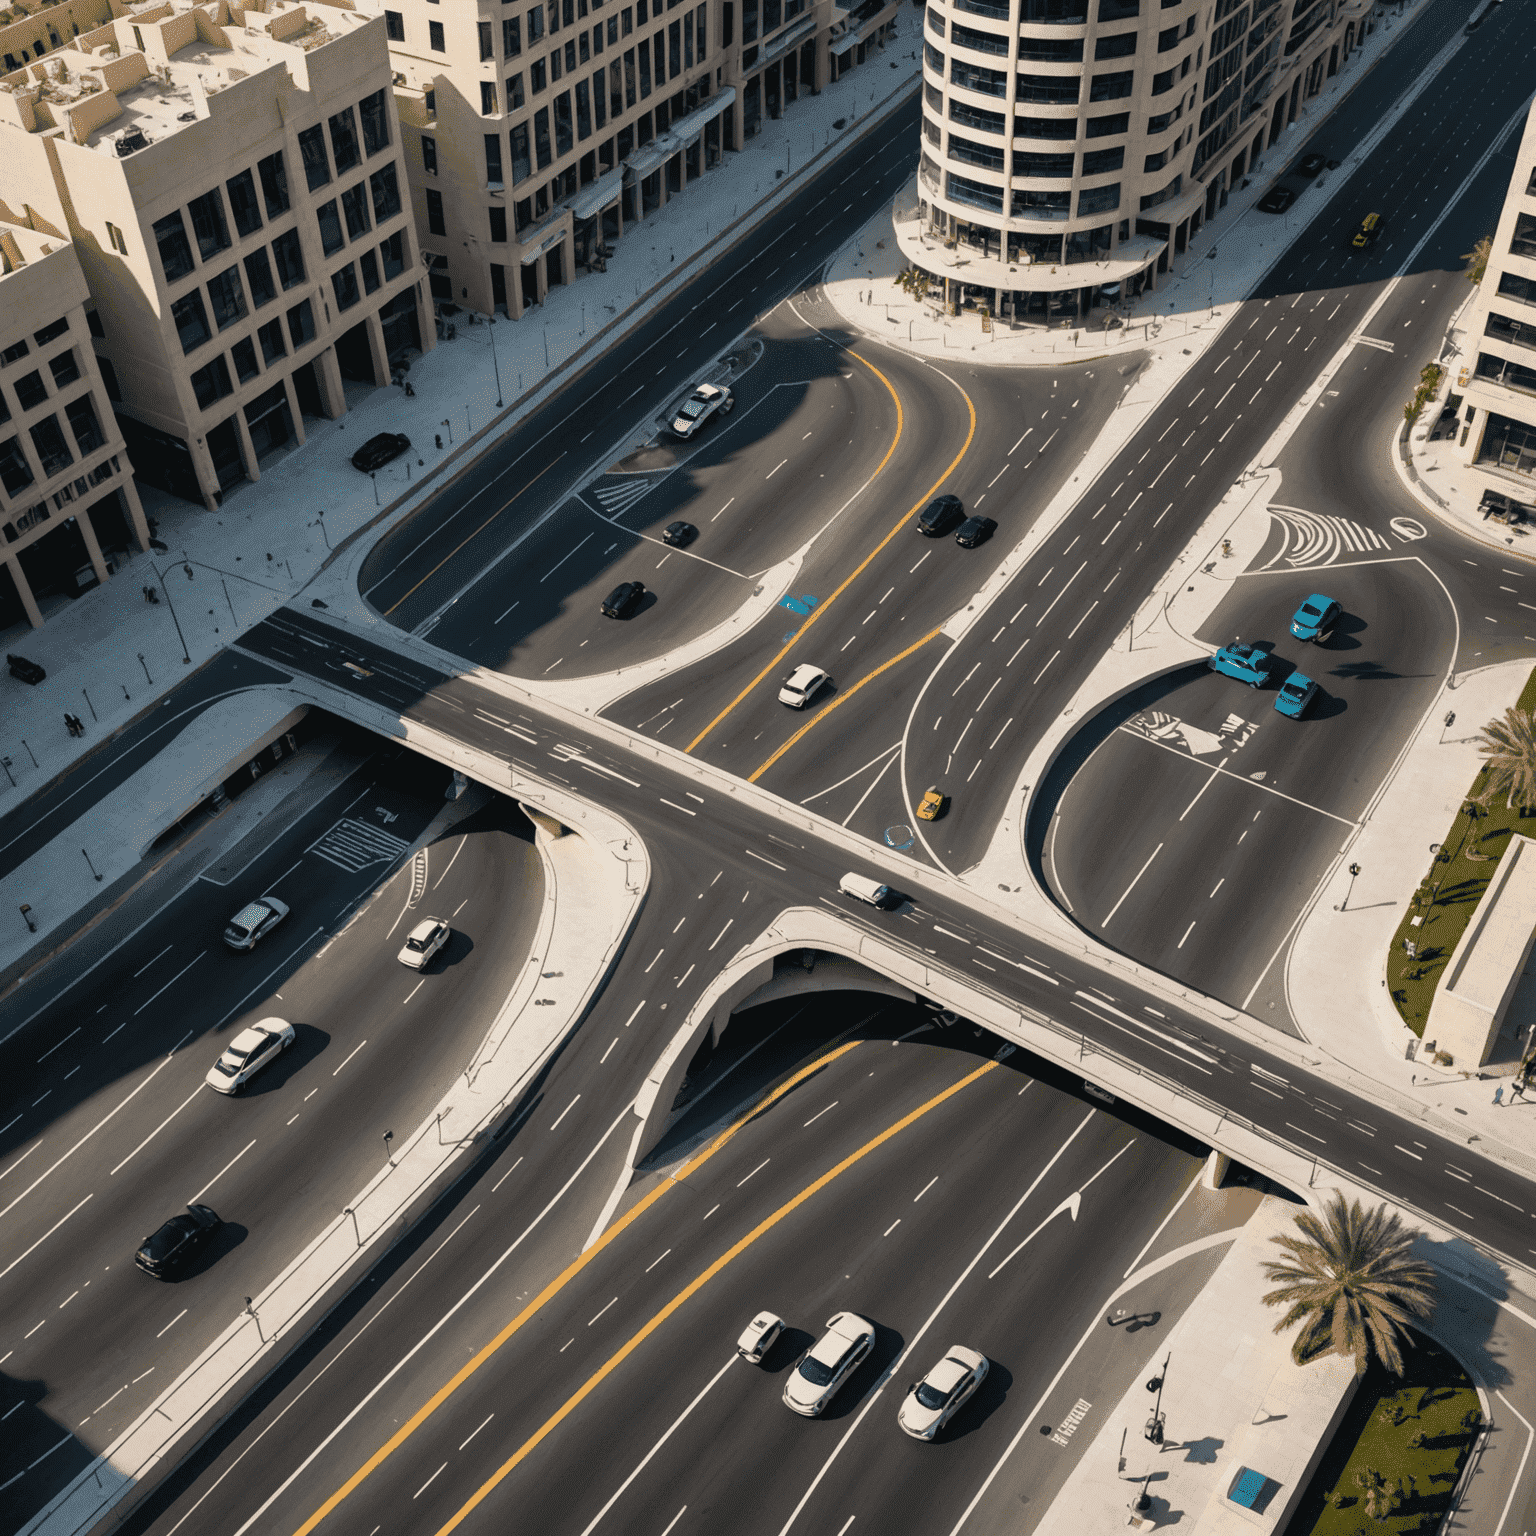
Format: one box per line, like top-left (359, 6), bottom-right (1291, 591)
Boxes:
top-left (987, 1193), bottom-right (1080, 1279)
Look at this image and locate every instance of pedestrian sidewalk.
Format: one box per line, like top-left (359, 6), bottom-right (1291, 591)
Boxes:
top-left (1393, 284), bottom-right (1536, 563)
top-left (817, 0), bottom-right (1438, 368)
top-left (0, 14), bottom-right (923, 824)
top-left (1029, 1198), bottom-right (1359, 1536)
top-left (1287, 658), bottom-right (1536, 1171)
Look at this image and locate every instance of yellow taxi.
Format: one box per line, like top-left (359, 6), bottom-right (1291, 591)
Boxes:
top-left (917, 787), bottom-right (948, 821)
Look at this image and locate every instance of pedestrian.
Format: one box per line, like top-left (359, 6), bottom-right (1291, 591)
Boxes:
top-left (1493, 1085), bottom-right (1504, 1106)
top-left (1511, 1078), bottom-right (1527, 1102)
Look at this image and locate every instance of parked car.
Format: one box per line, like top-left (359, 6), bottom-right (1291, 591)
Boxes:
top-left (662, 520), bottom-right (697, 547)
top-left (134, 1204), bottom-right (222, 1278)
top-left (205, 1017), bottom-right (295, 1094)
top-left (917, 495), bottom-right (964, 536)
top-left (737, 1311), bottom-right (786, 1365)
top-left (351, 432), bottom-right (411, 472)
top-left (897, 1347), bottom-right (989, 1440)
top-left (601, 581), bottom-right (646, 618)
top-left (1351, 211), bottom-right (1383, 249)
top-left (778, 664), bottom-right (830, 709)
top-left (1256, 186), bottom-right (1296, 214)
top-left (1295, 152), bottom-right (1328, 177)
top-left (916, 787), bottom-right (948, 821)
top-left (398, 917), bottom-right (450, 970)
top-left (670, 382), bottom-right (734, 439)
top-left (783, 1312), bottom-right (876, 1416)
top-left (1274, 670), bottom-right (1319, 718)
top-left (1207, 643), bottom-right (1269, 687)
top-left (223, 895), bottom-right (290, 951)
top-left (1289, 593), bottom-right (1341, 642)
top-left (6, 654), bottom-right (46, 685)
top-left (955, 516), bottom-right (997, 548)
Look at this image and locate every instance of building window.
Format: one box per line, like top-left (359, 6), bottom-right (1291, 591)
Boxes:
top-left (64, 395), bottom-right (104, 454)
top-left (426, 187), bottom-right (447, 235)
top-left (107, 222), bottom-right (128, 255)
top-left (530, 3), bottom-right (546, 41)
top-left (1011, 187), bottom-right (1071, 217)
top-left (566, 37), bottom-right (577, 72)
top-left (1083, 145), bottom-right (1124, 174)
top-left (1014, 149), bottom-right (1074, 175)
top-left (479, 18), bottom-right (495, 57)
top-left (429, 19), bottom-right (445, 48)
top-left (189, 355), bottom-right (234, 408)
top-left (576, 78), bottom-right (592, 138)
top-left (0, 437), bottom-right (34, 496)
top-left (231, 336), bottom-right (261, 382)
top-left (98, 356), bottom-right (121, 402)
top-left (0, 340), bottom-right (28, 366)
top-left (329, 108), bottom-right (361, 175)
top-left (48, 350), bottom-right (81, 388)
top-left (1498, 271), bottom-right (1536, 308)
top-left (360, 249), bottom-right (382, 293)
top-left (1012, 113), bottom-right (1073, 138)
top-left (14, 370), bottom-right (47, 410)
top-left (360, 89), bottom-right (391, 155)
top-left (534, 106), bottom-right (552, 167)
top-left (1095, 31), bottom-right (1136, 57)
top-left (949, 134), bottom-right (1004, 169)
top-left (422, 135), bottom-right (439, 174)
top-left (207, 266), bottom-right (248, 330)
top-left (1157, 23), bottom-right (1179, 48)
top-left (245, 248), bottom-right (277, 308)
top-left (1088, 112), bottom-right (1130, 137)
top-left (485, 134), bottom-right (504, 186)
top-left (509, 72), bottom-right (526, 108)
top-left (331, 263), bottom-right (361, 312)
top-left (1511, 212), bottom-right (1536, 260)
top-left (945, 171), bottom-right (1003, 212)
top-left (385, 9), bottom-right (404, 39)
top-left (591, 68), bottom-right (606, 127)
top-left (1078, 183), bottom-right (1121, 214)
top-left (505, 15), bottom-right (522, 53)
top-left (317, 200), bottom-right (346, 256)
top-left (482, 80), bottom-right (499, 113)
top-left (532, 56), bottom-right (547, 92)
top-left (227, 169), bottom-right (263, 238)
top-left (188, 189), bottom-right (231, 259)
top-left (1017, 35), bottom-right (1081, 61)
top-left (370, 163), bottom-right (403, 224)
top-left (551, 44), bottom-right (563, 81)
top-left (257, 317), bottom-right (286, 364)
top-left (1099, 0), bottom-right (1138, 16)
top-left (1013, 71), bottom-right (1076, 102)
top-left (153, 210), bottom-right (197, 283)
top-left (171, 291), bottom-right (213, 353)
top-left (1090, 70), bottom-right (1134, 100)
top-left (29, 415), bottom-right (73, 476)
top-left (258, 151), bottom-right (290, 217)
top-left (555, 90), bottom-right (573, 154)
top-left (1151, 65), bottom-right (1176, 93)
top-left (298, 125), bottom-right (331, 190)
top-left (1139, 173), bottom-right (1182, 210)
top-left (380, 230), bottom-right (405, 280)
top-left (286, 299), bottom-right (316, 349)
top-left (0, 388), bottom-right (8, 426)
top-left (341, 182), bottom-right (372, 239)
top-left (271, 228), bottom-right (306, 289)
top-left (34, 317), bottom-right (69, 346)
top-left (490, 205), bottom-right (508, 241)
top-left (511, 122), bottom-right (533, 182)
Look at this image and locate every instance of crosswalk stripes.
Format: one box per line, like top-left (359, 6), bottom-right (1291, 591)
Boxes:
top-left (308, 817), bottom-right (413, 873)
top-left (1260, 506), bottom-right (1390, 569)
top-left (591, 478), bottom-right (656, 518)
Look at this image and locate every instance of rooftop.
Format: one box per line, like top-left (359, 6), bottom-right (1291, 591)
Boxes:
top-left (0, 216), bottom-right (67, 274)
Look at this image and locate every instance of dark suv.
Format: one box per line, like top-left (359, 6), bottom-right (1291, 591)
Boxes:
top-left (135, 1205), bottom-right (222, 1278)
top-left (917, 495), bottom-right (964, 536)
top-left (601, 580), bottom-right (646, 618)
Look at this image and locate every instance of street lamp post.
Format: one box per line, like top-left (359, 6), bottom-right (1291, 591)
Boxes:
top-left (344, 1206), bottom-right (361, 1246)
top-left (146, 561), bottom-right (192, 664)
top-left (244, 1296), bottom-right (265, 1343)
top-left (489, 315), bottom-right (504, 407)
top-left (383, 1129), bottom-right (395, 1166)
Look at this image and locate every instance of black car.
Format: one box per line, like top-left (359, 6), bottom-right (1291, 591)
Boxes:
top-left (1295, 152), bottom-right (1327, 178)
top-left (662, 521), bottom-right (697, 547)
top-left (1256, 186), bottom-right (1296, 214)
top-left (135, 1204), bottom-right (222, 1278)
top-left (601, 580), bottom-right (646, 618)
top-left (351, 432), bottom-right (411, 472)
top-left (955, 516), bottom-right (997, 548)
top-left (918, 495), bottom-right (964, 536)
top-left (6, 653), bottom-right (45, 685)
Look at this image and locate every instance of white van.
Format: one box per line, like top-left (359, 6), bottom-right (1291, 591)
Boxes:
top-left (838, 872), bottom-right (895, 909)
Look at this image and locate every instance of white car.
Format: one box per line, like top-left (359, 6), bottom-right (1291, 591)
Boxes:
top-left (736, 1310), bottom-right (785, 1365)
top-left (204, 1017), bottom-right (295, 1094)
top-left (223, 895), bottom-right (289, 951)
top-left (897, 1346), bottom-right (989, 1440)
top-left (783, 1311), bottom-right (876, 1416)
top-left (397, 917), bottom-right (450, 970)
top-left (778, 664), bottom-right (829, 709)
top-left (670, 382), bottom-right (734, 439)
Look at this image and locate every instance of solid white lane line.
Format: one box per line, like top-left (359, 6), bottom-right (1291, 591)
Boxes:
top-left (190, 1139), bottom-right (256, 1204)
top-left (1122, 1168), bottom-right (1201, 1279)
top-left (1177, 923), bottom-right (1196, 949)
top-left (132, 944), bottom-right (175, 977)
top-left (0, 1195), bottom-right (93, 1283)
top-left (1492, 1391), bottom-right (1533, 1536)
top-left (157, 1309), bottom-right (188, 1338)
top-left (589, 1297), bottom-right (618, 1326)
top-left (550, 1095), bottom-right (582, 1130)
top-left (132, 951), bottom-right (206, 1016)
top-left (600, 1038), bottom-right (618, 1064)
top-left (804, 1102), bottom-right (838, 1127)
top-left (1101, 844), bottom-right (1162, 928)
top-left (914, 1177), bottom-right (938, 1202)
top-left (332, 1040), bottom-right (369, 1076)
top-left (459, 1414), bottom-right (494, 1451)
top-left (737, 1158), bottom-right (770, 1188)
top-left (744, 850), bottom-right (787, 870)
top-left (661, 1510), bottom-right (688, 1536)
top-left (110, 1087), bottom-right (203, 1177)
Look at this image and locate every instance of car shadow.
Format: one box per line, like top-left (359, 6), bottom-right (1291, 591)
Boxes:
top-left (1323, 612), bottom-right (1366, 650)
top-left (172, 1219), bottom-right (247, 1281)
top-left (935, 1359), bottom-right (1013, 1443)
top-left (419, 932), bottom-right (475, 973)
top-left (762, 1327), bottom-right (817, 1375)
top-left (1308, 691), bottom-right (1347, 721)
top-left (818, 1322), bottom-right (904, 1422)
top-left (240, 1024), bottom-right (330, 1096)
top-left (1327, 658), bottom-right (1407, 682)
top-left (631, 589), bottom-right (661, 619)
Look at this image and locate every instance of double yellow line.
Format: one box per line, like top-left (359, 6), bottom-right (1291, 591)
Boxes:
top-left (293, 1047), bottom-right (997, 1534)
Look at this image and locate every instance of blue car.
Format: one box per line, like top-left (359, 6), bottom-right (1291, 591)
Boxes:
top-left (1274, 670), bottom-right (1318, 718)
top-left (1289, 593), bottom-right (1341, 643)
top-left (1208, 643), bottom-right (1269, 687)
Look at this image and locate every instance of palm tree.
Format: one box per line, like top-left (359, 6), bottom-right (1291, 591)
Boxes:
top-left (1261, 1194), bottom-right (1436, 1375)
top-left (1474, 707), bottom-right (1536, 811)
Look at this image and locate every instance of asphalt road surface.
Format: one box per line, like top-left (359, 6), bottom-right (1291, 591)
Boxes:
top-left (0, 755), bottom-right (543, 1525)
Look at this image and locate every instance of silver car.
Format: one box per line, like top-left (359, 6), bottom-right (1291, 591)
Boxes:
top-left (897, 1346), bottom-right (988, 1440)
top-left (397, 917), bottom-right (450, 970)
top-left (670, 382), bottom-right (734, 439)
top-left (223, 896), bottom-right (289, 951)
top-left (205, 1018), bottom-right (295, 1094)
top-left (782, 1311), bottom-right (875, 1416)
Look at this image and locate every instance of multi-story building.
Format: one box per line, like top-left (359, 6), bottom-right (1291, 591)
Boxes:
top-left (2, 0), bottom-right (434, 511)
top-left (1459, 100), bottom-right (1536, 487)
top-left (897, 0), bottom-right (1373, 322)
top-left (0, 218), bottom-right (148, 629)
top-left (353, 0), bottom-right (903, 320)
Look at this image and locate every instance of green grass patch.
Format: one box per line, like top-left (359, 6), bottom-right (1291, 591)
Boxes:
top-left (1282, 1332), bottom-right (1479, 1536)
top-left (1387, 664), bottom-right (1536, 1045)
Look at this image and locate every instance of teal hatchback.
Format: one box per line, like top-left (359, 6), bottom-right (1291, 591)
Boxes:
top-left (1208, 642), bottom-right (1269, 687)
top-left (1275, 670), bottom-right (1318, 718)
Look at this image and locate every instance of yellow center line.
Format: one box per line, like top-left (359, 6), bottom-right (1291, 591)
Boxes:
top-left (382, 455), bottom-right (565, 616)
top-left (748, 626), bottom-right (946, 783)
top-left (682, 351), bottom-right (906, 754)
top-left (292, 1039), bottom-right (863, 1536)
top-left (434, 1057), bottom-right (998, 1534)
top-left (685, 365), bottom-right (976, 756)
